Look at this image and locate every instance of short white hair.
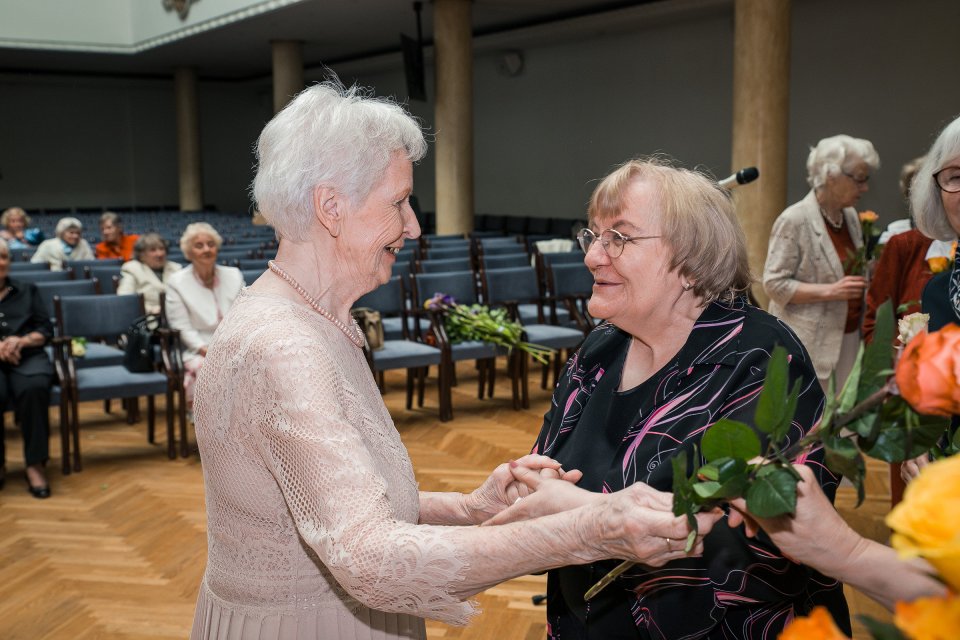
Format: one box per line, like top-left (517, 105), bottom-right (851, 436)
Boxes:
top-left (55, 217), bottom-right (83, 237)
top-left (806, 135), bottom-right (880, 190)
top-left (252, 81), bottom-right (427, 242)
top-left (911, 115), bottom-right (960, 241)
top-left (179, 222), bottom-right (223, 257)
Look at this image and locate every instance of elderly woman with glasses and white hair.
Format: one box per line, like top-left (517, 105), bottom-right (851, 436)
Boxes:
top-left (188, 84), bottom-right (723, 640)
top-left (30, 216), bottom-right (95, 271)
top-left (117, 233), bottom-right (182, 315)
top-left (899, 114), bottom-right (960, 486)
top-left (763, 135), bottom-right (880, 391)
top-left (484, 158), bottom-right (849, 639)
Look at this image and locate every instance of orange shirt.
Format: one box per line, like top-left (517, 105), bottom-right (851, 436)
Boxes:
top-left (95, 233), bottom-right (139, 261)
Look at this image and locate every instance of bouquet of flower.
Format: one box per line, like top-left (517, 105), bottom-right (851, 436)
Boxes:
top-left (423, 293), bottom-right (555, 365)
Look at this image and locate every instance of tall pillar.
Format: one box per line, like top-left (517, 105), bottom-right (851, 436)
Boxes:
top-left (434, 0), bottom-right (473, 235)
top-left (174, 67), bottom-right (203, 212)
top-left (730, 0), bottom-right (791, 306)
top-left (272, 40), bottom-right (304, 113)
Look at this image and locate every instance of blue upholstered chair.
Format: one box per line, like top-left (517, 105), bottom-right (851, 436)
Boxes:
top-left (353, 276), bottom-right (450, 421)
top-left (53, 293), bottom-right (183, 473)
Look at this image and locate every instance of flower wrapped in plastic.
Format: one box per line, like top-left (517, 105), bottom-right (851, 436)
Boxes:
top-left (423, 292), bottom-right (554, 365)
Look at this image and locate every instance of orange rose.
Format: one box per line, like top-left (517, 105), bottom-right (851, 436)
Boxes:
top-left (928, 256), bottom-right (950, 273)
top-left (778, 607), bottom-right (850, 640)
top-left (894, 592), bottom-right (960, 640)
top-left (895, 324), bottom-right (960, 417)
top-left (859, 210), bottom-right (879, 224)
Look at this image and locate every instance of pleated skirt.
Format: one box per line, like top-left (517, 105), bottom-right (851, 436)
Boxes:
top-left (191, 580), bottom-right (427, 640)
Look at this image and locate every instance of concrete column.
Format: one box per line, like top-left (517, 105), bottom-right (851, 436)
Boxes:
top-left (730, 0), bottom-right (791, 306)
top-left (174, 67), bottom-right (203, 212)
top-left (272, 40), bottom-right (304, 113)
top-left (434, 0), bottom-right (473, 235)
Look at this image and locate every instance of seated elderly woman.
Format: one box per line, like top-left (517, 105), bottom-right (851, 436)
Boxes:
top-left (0, 207), bottom-right (43, 250)
top-left (164, 223), bottom-right (243, 405)
top-left (30, 217), bottom-right (95, 271)
top-left (763, 135), bottom-right (879, 391)
top-left (95, 211), bottom-right (139, 261)
top-left (188, 83), bottom-right (722, 640)
top-left (117, 233), bottom-right (182, 315)
top-left (0, 239), bottom-right (54, 499)
top-left (490, 159), bottom-right (849, 638)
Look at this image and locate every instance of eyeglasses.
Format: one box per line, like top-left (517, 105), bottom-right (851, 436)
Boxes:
top-left (934, 166), bottom-right (960, 193)
top-left (577, 227), bottom-right (661, 258)
top-left (843, 171), bottom-right (870, 186)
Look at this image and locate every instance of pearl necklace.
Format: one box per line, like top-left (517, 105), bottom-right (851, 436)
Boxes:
top-left (268, 260), bottom-right (365, 349)
top-left (819, 207), bottom-right (845, 231)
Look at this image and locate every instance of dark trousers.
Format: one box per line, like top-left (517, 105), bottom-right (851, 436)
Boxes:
top-left (0, 363), bottom-right (52, 467)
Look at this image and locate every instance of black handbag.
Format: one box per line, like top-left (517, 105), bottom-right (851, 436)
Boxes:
top-left (120, 315), bottom-right (160, 372)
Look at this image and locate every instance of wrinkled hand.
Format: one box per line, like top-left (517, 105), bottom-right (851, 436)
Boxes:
top-left (585, 483), bottom-right (723, 567)
top-left (483, 477), bottom-right (596, 526)
top-left (0, 336), bottom-right (22, 365)
top-left (465, 454), bottom-right (583, 524)
top-left (829, 276), bottom-right (867, 301)
top-left (727, 464), bottom-right (856, 568)
top-left (901, 454), bottom-right (929, 485)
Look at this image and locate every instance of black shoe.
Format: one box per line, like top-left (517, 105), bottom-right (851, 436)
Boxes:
top-left (25, 473), bottom-right (50, 499)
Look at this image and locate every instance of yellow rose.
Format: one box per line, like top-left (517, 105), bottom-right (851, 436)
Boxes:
top-left (778, 607), bottom-right (850, 640)
top-left (894, 592), bottom-right (960, 640)
top-left (886, 456), bottom-right (960, 591)
top-left (928, 256), bottom-right (950, 273)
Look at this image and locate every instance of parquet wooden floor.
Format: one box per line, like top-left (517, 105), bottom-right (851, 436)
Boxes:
top-left (0, 361), bottom-right (893, 639)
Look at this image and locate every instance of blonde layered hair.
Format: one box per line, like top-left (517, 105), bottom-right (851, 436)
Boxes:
top-left (588, 158), bottom-right (752, 303)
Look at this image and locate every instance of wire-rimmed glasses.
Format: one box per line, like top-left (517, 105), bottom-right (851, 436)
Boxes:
top-left (576, 227), bottom-right (662, 259)
top-left (934, 166), bottom-right (960, 193)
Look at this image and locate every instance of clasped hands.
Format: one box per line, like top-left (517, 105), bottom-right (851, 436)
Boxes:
top-left (0, 335), bottom-right (24, 365)
top-left (469, 455), bottom-right (723, 568)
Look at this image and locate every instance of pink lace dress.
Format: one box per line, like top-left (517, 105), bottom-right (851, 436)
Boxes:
top-left (190, 290), bottom-right (476, 639)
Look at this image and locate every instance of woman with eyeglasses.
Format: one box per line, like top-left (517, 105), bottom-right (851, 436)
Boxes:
top-left (763, 135), bottom-right (879, 391)
top-left (899, 114), bottom-right (960, 486)
top-left (488, 158), bottom-right (849, 638)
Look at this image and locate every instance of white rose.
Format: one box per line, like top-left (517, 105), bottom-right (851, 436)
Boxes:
top-left (897, 312), bottom-right (930, 345)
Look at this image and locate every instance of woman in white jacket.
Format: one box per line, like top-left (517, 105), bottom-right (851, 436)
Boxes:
top-left (117, 233), bottom-right (182, 314)
top-left (165, 223), bottom-right (243, 403)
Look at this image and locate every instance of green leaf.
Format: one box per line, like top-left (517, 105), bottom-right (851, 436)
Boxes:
top-left (777, 377), bottom-right (802, 444)
top-left (858, 299), bottom-right (895, 399)
top-left (837, 342), bottom-right (864, 413)
top-left (866, 402), bottom-right (950, 463)
top-left (701, 420), bottom-right (762, 462)
top-left (692, 481), bottom-right (721, 498)
top-left (754, 346), bottom-right (789, 436)
top-left (744, 465), bottom-right (799, 518)
top-left (857, 615), bottom-right (909, 640)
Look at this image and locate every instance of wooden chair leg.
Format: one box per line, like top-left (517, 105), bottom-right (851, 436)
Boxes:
top-left (417, 367), bottom-right (426, 407)
top-left (405, 368), bottom-right (414, 410)
top-left (147, 395), bottom-right (156, 440)
top-left (71, 395), bottom-right (82, 472)
top-left (521, 353), bottom-right (530, 410)
top-left (476, 360), bottom-right (485, 399)
top-left (487, 358), bottom-right (496, 398)
top-left (540, 360), bottom-right (549, 390)
top-left (59, 396), bottom-right (71, 476)
top-left (439, 360), bottom-right (453, 422)
top-left (166, 387), bottom-right (176, 460)
top-left (510, 353), bottom-right (521, 411)
top-left (179, 387), bottom-right (189, 458)
top-left (104, 399), bottom-right (111, 414)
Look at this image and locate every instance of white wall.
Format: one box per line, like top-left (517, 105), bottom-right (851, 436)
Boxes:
top-left (1, 0), bottom-right (957, 226)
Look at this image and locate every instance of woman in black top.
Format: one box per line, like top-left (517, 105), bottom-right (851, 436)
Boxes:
top-left (0, 238), bottom-right (55, 498)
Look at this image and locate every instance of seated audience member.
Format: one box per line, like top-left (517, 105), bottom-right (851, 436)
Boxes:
top-left (862, 157), bottom-right (933, 342)
top-left (95, 212), bottom-right (139, 261)
top-left (0, 207), bottom-right (43, 250)
top-left (0, 239), bottom-right (54, 499)
top-left (117, 233), bottom-right (182, 315)
top-left (164, 223), bottom-right (243, 405)
top-left (30, 217), bottom-right (94, 271)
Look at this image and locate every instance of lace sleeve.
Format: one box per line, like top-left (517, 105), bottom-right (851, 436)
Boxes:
top-left (253, 336), bottom-right (477, 625)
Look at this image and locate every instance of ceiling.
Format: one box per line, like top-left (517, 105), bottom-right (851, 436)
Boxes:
top-left (0, 0), bottom-right (683, 81)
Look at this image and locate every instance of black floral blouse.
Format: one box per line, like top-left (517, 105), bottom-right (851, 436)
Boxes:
top-left (532, 298), bottom-right (850, 639)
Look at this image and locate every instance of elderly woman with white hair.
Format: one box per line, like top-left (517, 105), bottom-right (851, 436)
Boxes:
top-left (30, 216), bottom-right (95, 270)
top-left (763, 135), bottom-right (880, 391)
top-left (164, 222), bottom-right (242, 404)
top-left (188, 83), bottom-right (722, 640)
